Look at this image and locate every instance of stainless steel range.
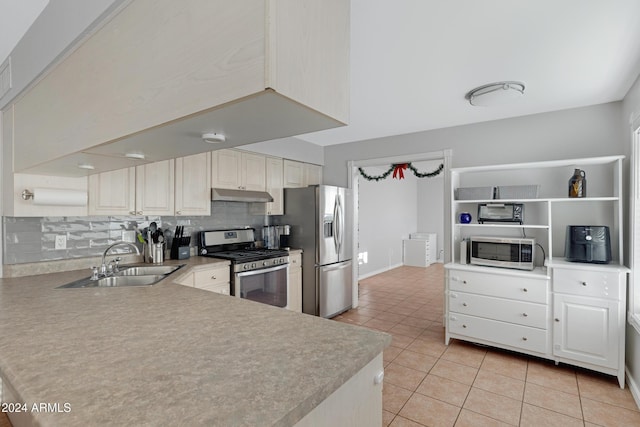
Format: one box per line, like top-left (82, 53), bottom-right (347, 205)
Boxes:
top-left (198, 228), bottom-right (290, 308)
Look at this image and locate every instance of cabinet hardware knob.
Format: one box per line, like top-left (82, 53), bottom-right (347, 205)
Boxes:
top-left (555, 318), bottom-right (560, 322)
top-left (137, 211), bottom-right (143, 215)
top-left (462, 324), bottom-right (467, 328)
top-left (523, 288), bottom-right (528, 292)
top-left (212, 276), bottom-right (216, 280)
top-left (176, 211), bottom-right (182, 215)
top-left (129, 211), bottom-right (136, 215)
top-left (581, 281), bottom-right (587, 286)
top-left (522, 337), bottom-right (528, 341)
top-left (462, 303), bottom-right (468, 307)
top-left (523, 313), bottom-right (528, 317)
top-left (463, 280), bottom-right (467, 284)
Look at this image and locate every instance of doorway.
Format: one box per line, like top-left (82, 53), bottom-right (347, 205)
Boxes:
top-left (348, 149), bottom-right (452, 308)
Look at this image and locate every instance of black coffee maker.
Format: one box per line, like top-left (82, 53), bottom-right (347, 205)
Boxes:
top-left (565, 226), bottom-right (612, 264)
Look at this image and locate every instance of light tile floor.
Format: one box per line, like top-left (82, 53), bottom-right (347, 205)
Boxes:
top-left (334, 264), bottom-right (640, 427)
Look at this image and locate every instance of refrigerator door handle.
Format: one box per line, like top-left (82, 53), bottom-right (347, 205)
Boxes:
top-left (333, 195), bottom-right (340, 254)
top-left (336, 194), bottom-right (343, 254)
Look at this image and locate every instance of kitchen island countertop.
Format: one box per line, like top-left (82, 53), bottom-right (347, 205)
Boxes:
top-left (0, 257), bottom-right (389, 426)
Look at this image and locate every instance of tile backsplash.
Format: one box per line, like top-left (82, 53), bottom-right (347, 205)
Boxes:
top-left (3, 202), bottom-right (267, 265)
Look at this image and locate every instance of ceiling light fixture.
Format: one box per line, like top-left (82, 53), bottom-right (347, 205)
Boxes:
top-left (77, 163), bottom-right (95, 170)
top-left (202, 132), bottom-right (226, 144)
top-left (125, 152), bottom-right (146, 160)
top-left (465, 81), bottom-right (525, 107)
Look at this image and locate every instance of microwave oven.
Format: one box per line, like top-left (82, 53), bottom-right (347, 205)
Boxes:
top-left (469, 236), bottom-right (535, 270)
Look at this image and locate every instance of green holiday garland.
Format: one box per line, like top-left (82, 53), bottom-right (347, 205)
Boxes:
top-left (358, 163), bottom-right (444, 181)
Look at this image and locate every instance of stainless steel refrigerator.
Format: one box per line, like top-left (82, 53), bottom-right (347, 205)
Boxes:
top-left (280, 185), bottom-right (353, 318)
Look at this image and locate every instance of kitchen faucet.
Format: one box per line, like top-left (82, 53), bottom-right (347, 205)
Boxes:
top-left (99, 241), bottom-right (141, 277)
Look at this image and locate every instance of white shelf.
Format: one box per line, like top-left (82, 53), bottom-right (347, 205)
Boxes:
top-left (455, 223), bottom-right (549, 229)
top-left (454, 196), bottom-right (619, 204)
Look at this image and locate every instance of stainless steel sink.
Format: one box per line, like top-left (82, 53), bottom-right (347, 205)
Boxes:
top-left (57, 264), bottom-right (185, 289)
top-left (96, 275), bottom-right (167, 287)
top-left (115, 265), bottom-right (182, 276)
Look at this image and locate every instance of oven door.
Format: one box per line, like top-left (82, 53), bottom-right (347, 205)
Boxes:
top-left (235, 264), bottom-right (289, 308)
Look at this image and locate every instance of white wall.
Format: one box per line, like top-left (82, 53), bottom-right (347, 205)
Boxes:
top-left (357, 168), bottom-right (417, 278)
top-left (324, 102), bottom-right (624, 187)
top-left (416, 160), bottom-right (445, 261)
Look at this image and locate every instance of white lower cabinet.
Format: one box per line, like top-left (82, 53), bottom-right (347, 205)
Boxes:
top-left (175, 263), bottom-right (231, 296)
top-left (445, 265), bottom-right (550, 357)
top-left (550, 262), bottom-right (627, 387)
top-left (446, 262), bottom-right (628, 388)
top-left (553, 294), bottom-right (618, 368)
top-left (287, 251), bottom-right (302, 312)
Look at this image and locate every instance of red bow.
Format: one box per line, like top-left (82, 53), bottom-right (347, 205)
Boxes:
top-left (392, 163), bottom-right (408, 179)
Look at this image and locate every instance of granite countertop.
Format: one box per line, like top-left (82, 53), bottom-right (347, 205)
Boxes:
top-left (0, 257), bottom-right (389, 426)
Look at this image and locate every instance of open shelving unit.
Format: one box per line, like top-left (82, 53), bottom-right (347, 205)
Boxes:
top-left (445, 155), bottom-right (629, 388)
top-left (450, 155), bottom-right (624, 269)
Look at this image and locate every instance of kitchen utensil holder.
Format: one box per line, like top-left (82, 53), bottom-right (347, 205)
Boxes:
top-left (145, 242), bottom-right (164, 264)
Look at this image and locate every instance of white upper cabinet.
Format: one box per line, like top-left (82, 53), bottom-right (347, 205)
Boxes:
top-left (89, 160), bottom-right (175, 216)
top-left (304, 163), bottom-right (323, 186)
top-left (135, 160), bottom-right (175, 216)
top-left (284, 159), bottom-right (322, 188)
top-left (175, 152), bottom-right (211, 216)
top-left (241, 152), bottom-right (267, 191)
top-left (283, 160), bottom-right (305, 188)
top-left (212, 149), bottom-right (266, 191)
top-left (9, 0), bottom-right (349, 177)
top-left (89, 168), bottom-right (136, 216)
top-left (211, 150), bottom-right (243, 190)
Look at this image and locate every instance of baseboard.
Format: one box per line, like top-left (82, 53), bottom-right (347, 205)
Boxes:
top-left (358, 263), bottom-right (403, 280)
top-left (626, 366), bottom-right (640, 409)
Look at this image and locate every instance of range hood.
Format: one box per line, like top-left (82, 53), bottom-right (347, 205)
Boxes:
top-left (211, 188), bottom-right (274, 203)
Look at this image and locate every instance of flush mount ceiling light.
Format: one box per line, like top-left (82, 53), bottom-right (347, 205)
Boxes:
top-left (202, 132), bottom-right (226, 144)
top-left (77, 163), bottom-right (95, 170)
top-left (124, 152), bottom-right (146, 160)
top-left (465, 81), bottom-right (525, 107)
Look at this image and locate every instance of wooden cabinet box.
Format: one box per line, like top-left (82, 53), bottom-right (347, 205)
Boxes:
top-left (11, 0), bottom-right (349, 177)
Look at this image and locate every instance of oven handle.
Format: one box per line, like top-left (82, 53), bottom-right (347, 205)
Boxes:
top-left (235, 263), bottom-right (289, 277)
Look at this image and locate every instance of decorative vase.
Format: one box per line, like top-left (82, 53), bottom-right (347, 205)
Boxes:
top-left (568, 168), bottom-right (587, 198)
top-left (459, 212), bottom-right (472, 224)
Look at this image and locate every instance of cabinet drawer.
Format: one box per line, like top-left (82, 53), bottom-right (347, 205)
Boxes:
top-left (448, 313), bottom-right (548, 354)
top-left (553, 268), bottom-right (622, 300)
top-left (198, 282), bottom-right (230, 295)
top-left (448, 269), bottom-right (548, 303)
top-left (449, 292), bottom-right (548, 328)
top-left (194, 267), bottom-right (230, 287)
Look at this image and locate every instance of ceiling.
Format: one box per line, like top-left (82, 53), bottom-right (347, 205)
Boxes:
top-left (3, 0), bottom-right (640, 148)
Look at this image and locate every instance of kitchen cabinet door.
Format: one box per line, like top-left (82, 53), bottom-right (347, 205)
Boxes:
top-left (241, 152), bottom-right (266, 191)
top-left (253, 156), bottom-right (284, 215)
top-left (212, 149), bottom-right (266, 191)
top-left (283, 159), bottom-right (305, 188)
top-left (175, 152), bottom-right (211, 216)
top-left (89, 168), bottom-right (136, 215)
top-left (553, 293), bottom-right (619, 369)
top-left (304, 163), bottom-right (323, 186)
top-left (135, 160), bottom-right (175, 216)
top-left (211, 149), bottom-right (242, 190)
